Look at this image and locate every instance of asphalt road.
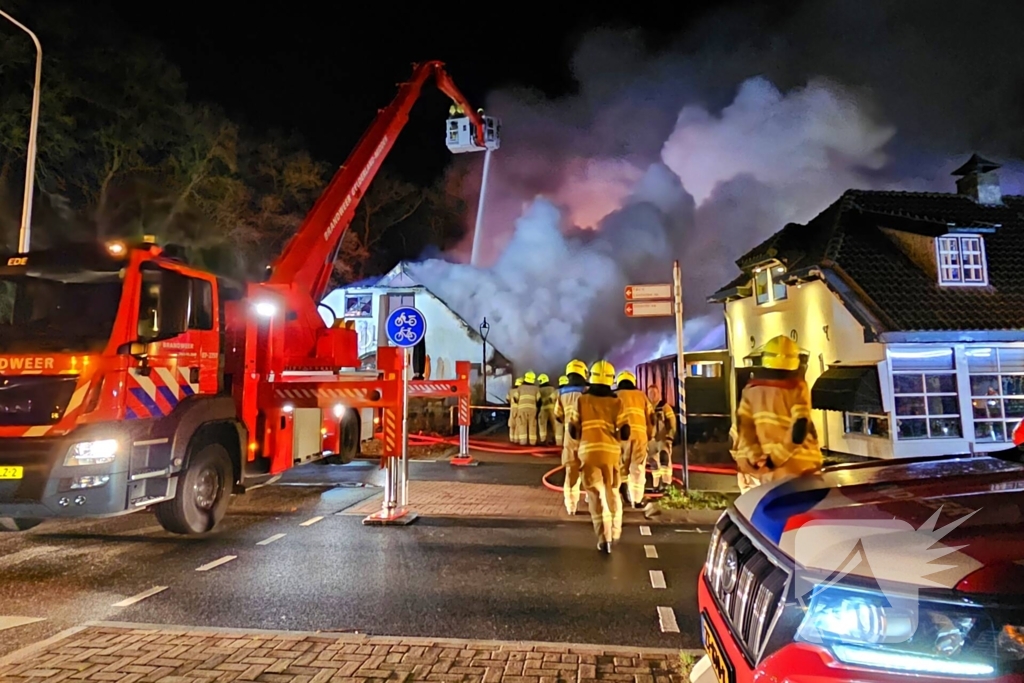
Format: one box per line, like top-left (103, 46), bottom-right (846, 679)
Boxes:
top-left (0, 460), bottom-right (713, 658)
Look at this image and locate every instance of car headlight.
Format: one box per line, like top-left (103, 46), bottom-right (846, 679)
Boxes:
top-left (64, 439), bottom-right (119, 466)
top-left (796, 586), bottom-right (994, 676)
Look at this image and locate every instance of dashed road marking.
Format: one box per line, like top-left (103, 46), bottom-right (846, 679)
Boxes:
top-left (111, 586), bottom-right (168, 607)
top-left (675, 528), bottom-right (710, 533)
top-left (639, 526), bottom-right (651, 536)
top-left (299, 516), bottom-right (324, 527)
top-left (195, 555), bottom-right (237, 572)
top-left (657, 606), bottom-right (680, 633)
top-left (0, 616), bottom-right (44, 632)
top-left (256, 533), bottom-right (286, 546)
top-left (644, 545), bottom-right (658, 558)
top-left (649, 570), bottom-right (666, 589)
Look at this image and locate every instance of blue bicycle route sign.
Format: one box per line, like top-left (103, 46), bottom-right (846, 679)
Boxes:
top-left (385, 306), bottom-right (426, 348)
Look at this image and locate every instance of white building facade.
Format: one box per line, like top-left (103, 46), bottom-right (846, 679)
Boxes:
top-left (710, 155), bottom-right (1024, 459)
top-left (321, 263), bottom-right (513, 404)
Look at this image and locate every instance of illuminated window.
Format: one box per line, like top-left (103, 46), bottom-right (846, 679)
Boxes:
top-left (936, 234), bottom-right (987, 285)
top-left (753, 264), bottom-right (788, 305)
top-left (843, 412), bottom-right (890, 438)
top-left (966, 347), bottom-right (1024, 442)
top-left (890, 349), bottom-right (961, 439)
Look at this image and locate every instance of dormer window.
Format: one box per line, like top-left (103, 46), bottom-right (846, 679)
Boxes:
top-left (753, 263), bottom-right (788, 305)
top-left (936, 234), bottom-right (987, 286)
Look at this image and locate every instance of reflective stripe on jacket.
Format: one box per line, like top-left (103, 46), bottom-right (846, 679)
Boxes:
top-left (733, 377), bottom-right (821, 468)
top-left (517, 384), bottom-right (539, 409)
top-left (573, 393), bottom-right (626, 461)
top-left (616, 389), bottom-right (652, 441)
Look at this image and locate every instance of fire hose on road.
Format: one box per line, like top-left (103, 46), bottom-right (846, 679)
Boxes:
top-left (404, 433), bottom-right (736, 497)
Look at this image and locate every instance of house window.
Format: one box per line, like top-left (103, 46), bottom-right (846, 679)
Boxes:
top-left (753, 264), bottom-right (788, 305)
top-left (843, 412), bottom-right (891, 438)
top-left (936, 234), bottom-right (987, 285)
top-left (966, 347), bottom-right (1024, 442)
top-left (890, 349), bottom-right (962, 439)
top-left (689, 361), bottom-right (723, 378)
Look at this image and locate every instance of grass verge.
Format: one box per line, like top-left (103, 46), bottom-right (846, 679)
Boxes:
top-left (657, 486), bottom-right (731, 511)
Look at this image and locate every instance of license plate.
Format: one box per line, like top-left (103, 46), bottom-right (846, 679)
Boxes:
top-left (0, 466), bottom-right (23, 480)
top-left (701, 611), bottom-right (735, 683)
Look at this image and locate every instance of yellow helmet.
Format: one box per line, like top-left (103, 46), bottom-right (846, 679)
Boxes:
top-left (515, 377), bottom-right (524, 386)
top-left (537, 373), bottom-right (549, 384)
top-left (615, 370), bottom-right (636, 386)
top-left (589, 360), bottom-right (615, 386)
top-left (566, 359), bottom-right (588, 377)
top-left (762, 335), bottom-right (801, 371)
top-left (524, 370), bottom-right (537, 383)
top-left (558, 375), bottom-right (568, 386)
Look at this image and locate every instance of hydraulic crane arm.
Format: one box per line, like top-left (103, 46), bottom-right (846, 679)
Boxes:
top-left (267, 61), bottom-right (486, 303)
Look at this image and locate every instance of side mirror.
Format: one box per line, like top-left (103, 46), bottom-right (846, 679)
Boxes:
top-left (116, 341), bottom-right (149, 357)
top-left (156, 269), bottom-right (191, 339)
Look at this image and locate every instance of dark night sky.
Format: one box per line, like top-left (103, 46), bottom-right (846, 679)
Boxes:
top-left (103, 1), bottom-right (759, 183)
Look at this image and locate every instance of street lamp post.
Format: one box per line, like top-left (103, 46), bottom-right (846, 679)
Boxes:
top-left (0, 10), bottom-right (42, 253)
top-left (479, 318), bottom-right (490, 405)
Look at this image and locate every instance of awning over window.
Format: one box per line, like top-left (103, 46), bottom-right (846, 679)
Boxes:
top-left (811, 365), bottom-right (884, 413)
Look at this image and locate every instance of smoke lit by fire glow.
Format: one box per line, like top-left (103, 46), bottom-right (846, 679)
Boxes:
top-left (407, 5), bottom-right (1024, 376)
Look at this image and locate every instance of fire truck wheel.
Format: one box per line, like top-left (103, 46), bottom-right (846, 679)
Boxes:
top-left (324, 409), bottom-right (360, 465)
top-left (155, 443), bottom-right (232, 534)
top-left (0, 517), bottom-right (43, 532)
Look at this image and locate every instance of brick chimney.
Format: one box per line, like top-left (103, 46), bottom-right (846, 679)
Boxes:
top-left (952, 153), bottom-right (1002, 204)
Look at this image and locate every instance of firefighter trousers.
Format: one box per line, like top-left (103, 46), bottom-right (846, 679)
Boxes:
top-left (508, 406), bottom-right (518, 442)
top-left (622, 438), bottom-right (648, 505)
top-left (538, 407), bottom-right (556, 444)
top-left (562, 442), bottom-right (582, 514)
top-left (516, 407), bottom-right (537, 446)
top-left (647, 440), bottom-right (672, 488)
top-left (554, 419), bottom-right (564, 447)
top-left (581, 454), bottom-right (622, 545)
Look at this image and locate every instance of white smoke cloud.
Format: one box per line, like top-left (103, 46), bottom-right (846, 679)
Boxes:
top-left (408, 73), bottom-right (900, 375)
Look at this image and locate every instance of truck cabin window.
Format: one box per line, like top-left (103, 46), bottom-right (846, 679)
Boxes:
top-left (137, 268), bottom-right (210, 340)
top-left (0, 274), bottom-right (124, 353)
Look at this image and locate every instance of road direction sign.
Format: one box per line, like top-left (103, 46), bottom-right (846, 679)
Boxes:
top-left (624, 284), bottom-right (672, 300)
top-left (385, 306), bottom-right (426, 347)
top-left (624, 301), bottom-right (673, 317)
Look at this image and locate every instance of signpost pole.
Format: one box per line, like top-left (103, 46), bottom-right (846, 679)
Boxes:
top-left (400, 347), bottom-right (410, 507)
top-left (673, 260), bottom-right (689, 494)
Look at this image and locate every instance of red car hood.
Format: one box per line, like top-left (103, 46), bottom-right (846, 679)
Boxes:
top-left (732, 455), bottom-right (1024, 594)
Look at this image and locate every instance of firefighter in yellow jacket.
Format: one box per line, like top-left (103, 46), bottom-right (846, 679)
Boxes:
top-left (516, 371), bottom-right (540, 446)
top-left (507, 377), bottom-right (523, 443)
top-left (646, 383), bottom-right (676, 492)
top-left (567, 360), bottom-right (629, 553)
top-left (614, 370), bottom-right (653, 508)
top-left (554, 361), bottom-right (587, 514)
top-left (537, 374), bottom-right (558, 445)
top-left (732, 335), bottom-right (823, 489)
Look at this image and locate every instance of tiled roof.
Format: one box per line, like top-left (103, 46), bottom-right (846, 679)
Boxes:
top-left (710, 187), bottom-right (1024, 334)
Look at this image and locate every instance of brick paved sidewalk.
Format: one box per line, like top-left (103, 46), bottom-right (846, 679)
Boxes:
top-left (0, 622), bottom-right (690, 683)
top-left (344, 482), bottom-right (571, 519)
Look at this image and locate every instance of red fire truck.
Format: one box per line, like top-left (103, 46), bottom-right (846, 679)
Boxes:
top-left (0, 61), bottom-right (497, 534)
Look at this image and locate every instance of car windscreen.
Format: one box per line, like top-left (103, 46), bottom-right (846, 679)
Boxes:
top-left (0, 272), bottom-right (124, 353)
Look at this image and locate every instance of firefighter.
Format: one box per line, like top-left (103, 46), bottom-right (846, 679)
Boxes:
top-left (537, 374), bottom-right (557, 445)
top-left (516, 371), bottom-right (540, 446)
top-left (507, 377), bottom-right (523, 443)
top-left (554, 362), bottom-right (587, 514)
top-left (615, 370), bottom-right (653, 508)
top-left (554, 375), bottom-right (569, 445)
top-left (732, 335), bottom-right (823, 489)
top-left (567, 360), bottom-right (629, 553)
top-left (646, 384), bottom-right (677, 492)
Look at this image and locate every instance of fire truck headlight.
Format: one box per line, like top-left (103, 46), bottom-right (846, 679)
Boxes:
top-left (254, 301), bottom-right (277, 317)
top-left (64, 439), bottom-right (119, 466)
top-left (333, 404), bottom-right (345, 419)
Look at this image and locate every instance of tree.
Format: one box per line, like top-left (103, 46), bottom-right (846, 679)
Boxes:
top-left (333, 171), bottom-right (464, 283)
